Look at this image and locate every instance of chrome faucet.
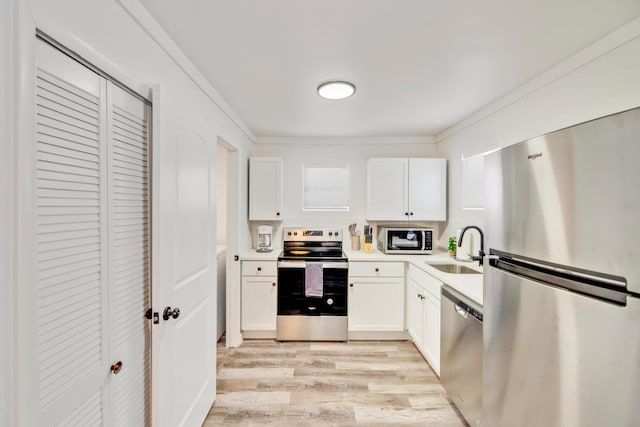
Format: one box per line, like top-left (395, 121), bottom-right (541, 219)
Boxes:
top-left (458, 225), bottom-right (485, 266)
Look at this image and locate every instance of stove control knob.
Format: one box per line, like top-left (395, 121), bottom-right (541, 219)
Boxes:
top-left (287, 232), bottom-right (292, 236)
top-left (335, 232), bottom-right (339, 237)
top-left (328, 232), bottom-right (333, 236)
top-left (294, 232), bottom-right (298, 236)
top-left (326, 298), bottom-right (334, 305)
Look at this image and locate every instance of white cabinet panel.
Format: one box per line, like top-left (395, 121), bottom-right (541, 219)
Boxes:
top-left (349, 261), bottom-right (404, 277)
top-left (241, 276), bottom-right (277, 331)
top-left (242, 260), bottom-right (278, 276)
top-left (407, 279), bottom-right (425, 349)
top-left (348, 277), bottom-right (404, 332)
top-left (249, 157), bottom-right (283, 220)
top-left (366, 158), bottom-right (408, 221)
top-left (408, 158), bottom-right (447, 221)
top-left (424, 291), bottom-right (441, 374)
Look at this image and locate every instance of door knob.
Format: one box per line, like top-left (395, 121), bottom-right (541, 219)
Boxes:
top-left (163, 306), bottom-right (181, 321)
top-left (111, 361), bottom-right (123, 375)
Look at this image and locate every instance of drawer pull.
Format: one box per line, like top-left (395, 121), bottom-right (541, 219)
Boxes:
top-left (375, 267), bottom-right (380, 272)
top-left (257, 267), bottom-right (262, 272)
top-left (349, 283), bottom-right (354, 287)
top-left (272, 282), bottom-right (276, 287)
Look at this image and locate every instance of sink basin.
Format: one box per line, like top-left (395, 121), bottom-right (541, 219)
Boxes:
top-left (426, 263), bottom-right (482, 274)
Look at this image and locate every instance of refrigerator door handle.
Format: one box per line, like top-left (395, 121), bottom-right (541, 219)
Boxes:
top-left (489, 250), bottom-right (628, 305)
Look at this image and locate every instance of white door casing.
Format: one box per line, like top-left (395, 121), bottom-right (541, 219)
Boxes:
top-left (153, 126), bottom-right (217, 426)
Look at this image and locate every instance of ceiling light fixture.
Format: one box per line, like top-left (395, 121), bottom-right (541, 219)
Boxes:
top-left (317, 81), bottom-right (356, 100)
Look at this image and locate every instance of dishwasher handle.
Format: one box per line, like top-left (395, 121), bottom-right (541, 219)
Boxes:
top-left (454, 304), bottom-right (468, 319)
top-left (442, 286), bottom-right (483, 322)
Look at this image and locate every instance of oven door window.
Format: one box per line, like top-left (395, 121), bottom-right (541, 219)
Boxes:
top-left (277, 267), bottom-right (347, 316)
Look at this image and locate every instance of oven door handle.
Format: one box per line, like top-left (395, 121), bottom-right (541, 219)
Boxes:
top-left (277, 261), bottom-right (348, 269)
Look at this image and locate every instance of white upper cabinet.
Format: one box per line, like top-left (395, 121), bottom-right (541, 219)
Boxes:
top-left (249, 157), bottom-right (283, 220)
top-left (408, 158), bottom-right (447, 221)
top-left (366, 158), bottom-right (408, 221)
top-left (366, 157), bottom-right (447, 221)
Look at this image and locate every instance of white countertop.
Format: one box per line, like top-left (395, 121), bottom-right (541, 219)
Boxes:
top-left (240, 247), bottom-right (484, 306)
top-left (344, 248), bottom-right (484, 306)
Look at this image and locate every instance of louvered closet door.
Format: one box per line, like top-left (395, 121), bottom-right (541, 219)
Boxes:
top-left (106, 81), bottom-right (151, 426)
top-left (34, 39), bottom-right (150, 426)
top-left (35, 40), bottom-right (108, 426)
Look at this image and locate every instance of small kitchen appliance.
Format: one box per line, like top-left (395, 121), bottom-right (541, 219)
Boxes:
top-left (256, 225), bottom-right (273, 252)
top-left (377, 227), bottom-right (434, 254)
top-left (277, 227), bottom-right (348, 341)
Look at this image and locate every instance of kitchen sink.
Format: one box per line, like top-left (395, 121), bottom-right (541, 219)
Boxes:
top-left (426, 262), bottom-right (481, 274)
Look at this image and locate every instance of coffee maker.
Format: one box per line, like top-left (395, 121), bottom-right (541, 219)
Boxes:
top-left (257, 225), bottom-right (273, 252)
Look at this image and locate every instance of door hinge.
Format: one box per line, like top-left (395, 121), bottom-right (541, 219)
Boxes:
top-left (145, 308), bottom-right (160, 325)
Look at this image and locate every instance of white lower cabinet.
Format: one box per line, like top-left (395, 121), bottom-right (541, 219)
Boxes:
top-left (241, 261), bottom-right (277, 332)
top-left (423, 290), bottom-right (441, 373)
top-left (407, 279), bottom-right (425, 349)
top-left (348, 262), bottom-right (405, 332)
top-left (407, 265), bottom-right (442, 375)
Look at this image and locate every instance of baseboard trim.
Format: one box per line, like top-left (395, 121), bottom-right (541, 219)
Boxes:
top-left (347, 330), bottom-right (410, 340)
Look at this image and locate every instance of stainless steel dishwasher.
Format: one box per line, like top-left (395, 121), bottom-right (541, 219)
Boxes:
top-left (441, 285), bottom-right (483, 427)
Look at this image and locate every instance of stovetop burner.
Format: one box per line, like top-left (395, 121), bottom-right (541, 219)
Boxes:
top-left (278, 227), bottom-right (347, 262)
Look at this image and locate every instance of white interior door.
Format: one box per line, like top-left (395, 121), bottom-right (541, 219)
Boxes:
top-left (30, 38), bottom-right (151, 426)
top-left (153, 125), bottom-right (217, 426)
top-left (33, 39), bottom-right (109, 426)
top-left (106, 80), bottom-right (151, 426)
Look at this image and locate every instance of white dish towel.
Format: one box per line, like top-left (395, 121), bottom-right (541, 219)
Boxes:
top-left (305, 262), bottom-right (324, 298)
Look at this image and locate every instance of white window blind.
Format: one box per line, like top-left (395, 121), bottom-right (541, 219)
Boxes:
top-left (303, 165), bottom-right (349, 211)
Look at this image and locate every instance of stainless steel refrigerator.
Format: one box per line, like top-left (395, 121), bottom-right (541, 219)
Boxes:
top-left (483, 107), bottom-right (640, 427)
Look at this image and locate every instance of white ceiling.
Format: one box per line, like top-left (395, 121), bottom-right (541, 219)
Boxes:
top-left (139, 0), bottom-right (640, 138)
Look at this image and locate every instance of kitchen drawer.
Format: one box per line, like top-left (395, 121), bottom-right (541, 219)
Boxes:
top-left (242, 260), bottom-right (277, 277)
top-left (349, 261), bottom-right (404, 277)
top-left (409, 264), bottom-right (442, 299)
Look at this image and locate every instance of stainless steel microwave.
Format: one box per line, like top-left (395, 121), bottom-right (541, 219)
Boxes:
top-left (377, 227), bottom-right (434, 254)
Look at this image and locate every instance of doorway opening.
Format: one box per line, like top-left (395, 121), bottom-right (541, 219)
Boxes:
top-left (216, 138), bottom-right (240, 347)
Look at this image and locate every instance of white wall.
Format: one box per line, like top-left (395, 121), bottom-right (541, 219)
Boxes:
top-left (437, 18), bottom-right (640, 249)
top-left (251, 137), bottom-right (439, 248)
top-left (216, 143), bottom-right (228, 245)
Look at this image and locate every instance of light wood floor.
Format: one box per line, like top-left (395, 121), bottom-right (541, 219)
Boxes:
top-left (204, 338), bottom-right (467, 426)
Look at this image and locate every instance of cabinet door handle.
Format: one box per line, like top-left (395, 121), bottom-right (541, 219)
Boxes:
top-left (375, 267), bottom-right (380, 272)
top-left (410, 212), bottom-right (414, 216)
top-left (405, 212), bottom-right (409, 216)
top-left (349, 283), bottom-right (354, 287)
top-left (257, 267), bottom-right (262, 272)
top-left (272, 282), bottom-right (276, 287)
top-left (276, 212), bottom-right (281, 216)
